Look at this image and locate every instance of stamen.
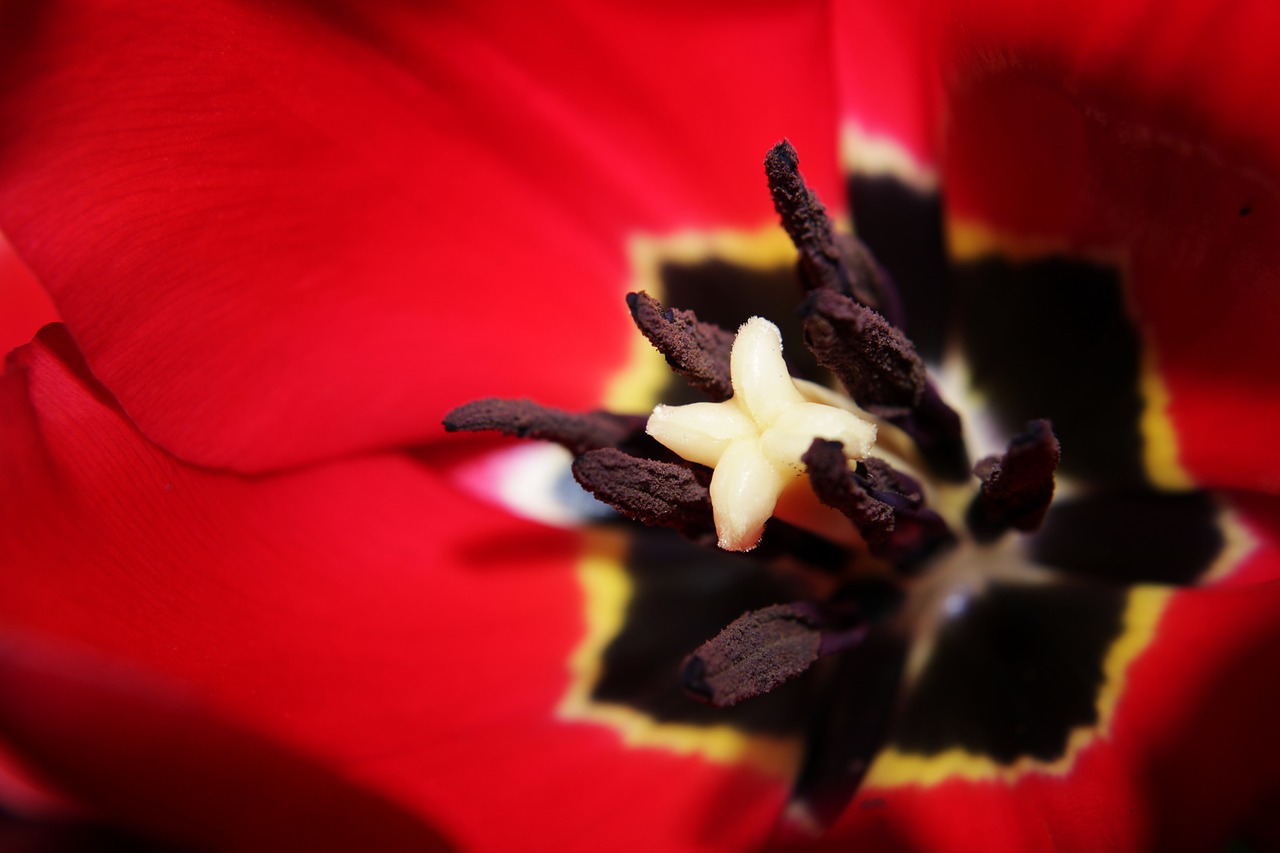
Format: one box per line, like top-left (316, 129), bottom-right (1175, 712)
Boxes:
top-left (681, 603), bottom-right (867, 708)
top-left (625, 291), bottom-right (734, 401)
top-left (803, 439), bottom-right (955, 567)
top-left (966, 419), bottom-right (1061, 542)
top-left (443, 398), bottom-right (646, 456)
top-left (800, 289), bottom-right (925, 413)
top-left (801, 439), bottom-right (895, 547)
top-left (767, 143), bottom-right (969, 481)
top-left (764, 140), bottom-right (903, 324)
top-left (571, 448), bottom-right (714, 542)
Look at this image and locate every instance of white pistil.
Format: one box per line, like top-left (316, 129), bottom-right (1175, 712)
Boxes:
top-left (646, 316), bottom-right (877, 551)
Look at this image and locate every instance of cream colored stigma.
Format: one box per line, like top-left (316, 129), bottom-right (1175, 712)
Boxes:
top-left (645, 316), bottom-right (877, 551)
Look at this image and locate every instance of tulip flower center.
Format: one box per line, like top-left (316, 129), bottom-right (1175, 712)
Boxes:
top-left (445, 140), bottom-right (1234, 828)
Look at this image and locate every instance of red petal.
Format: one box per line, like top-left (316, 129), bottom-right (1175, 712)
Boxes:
top-left (928, 0), bottom-right (1280, 492)
top-left (0, 231), bottom-right (57, 358)
top-left (0, 325), bottom-right (789, 851)
top-left (0, 1), bottom-right (842, 473)
top-left (0, 630), bottom-right (456, 853)
top-left (0, 741), bottom-right (80, 821)
top-left (831, 0), bottom-right (942, 169)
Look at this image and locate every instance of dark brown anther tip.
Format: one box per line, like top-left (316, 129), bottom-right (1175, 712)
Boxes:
top-left (765, 140), bottom-right (845, 295)
top-left (571, 448), bottom-right (714, 541)
top-left (765, 141), bottom-right (901, 317)
top-left (804, 439), bottom-right (956, 568)
top-left (442, 398), bottom-right (646, 456)
top-left (770, 143), bottom-right (967, 481)
top-left (966, 419), bottom-right (1061, 542)
top-left (625, 291), bottom-right (734, 401)
top-left (801, 289), bottom-right (926, 412)
top-left (764, 139), bottom-right (801, 186)
top-left (802, 439), bottom-right (896, 546)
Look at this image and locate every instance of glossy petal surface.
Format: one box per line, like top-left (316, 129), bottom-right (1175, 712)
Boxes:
top-left (0, 326), bottom-right (789, 852)
top-left (0, 0), bottom-right (842, 472)
top-left (0, 232), bottom-right (56, 357)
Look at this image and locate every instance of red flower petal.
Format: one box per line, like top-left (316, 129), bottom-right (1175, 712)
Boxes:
top-left (927, 0), bottom-right (1280, 492)
top-left (0, 231), bottom-right (57, 358)
top-left (831, 0), bottom-right (942, 169)
top-left (0, 630), bottom-right (456, 853)
top-left (0, 325), bottom-right (789, 851)
top-left (0, 1), bottom-right (843, 473)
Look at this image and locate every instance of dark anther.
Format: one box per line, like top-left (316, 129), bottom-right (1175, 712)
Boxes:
top-left (764, 140), bottom-right (902, 324)
top-left (801, 289), bottom-right (925, 413)
top-left (769, 141), bottom-right (967, 480)
top-left (804, 439), bottom-right (955, 568)
top-left (802, 439), bottom-right (896, 546)
top-left (442, 398), bottom-right (647, 457)
top-left (860, 457), bottom-right (924, 505)
top-left (797, 288), bottom-right (968, 481)
top-left (966, 419), bottom-right (1061, 542)
top-left (625, 291), bottom-right (734, 401)
top-left (681, 603), bottom-right (866, 708)
top-left (572, 448), bottom-right (714, 542)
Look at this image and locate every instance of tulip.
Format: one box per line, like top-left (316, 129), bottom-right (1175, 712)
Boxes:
top-left (1, 2), bottom-right (1279, 851)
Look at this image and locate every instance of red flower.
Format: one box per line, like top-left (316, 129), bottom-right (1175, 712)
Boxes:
top-left (1, 1), bottom-right (1279, 851)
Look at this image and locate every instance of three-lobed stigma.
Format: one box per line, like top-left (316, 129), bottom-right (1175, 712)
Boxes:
top-left (646, 316), bottom-right (876, 551)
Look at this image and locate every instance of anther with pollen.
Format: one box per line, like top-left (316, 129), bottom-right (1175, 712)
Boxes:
top-left (573, 445), bottom-right (857, 568)
top-left (803, 438), bottom-right (954, 568)
top-left (966, 419), bottom-right (1061, 542)
top-left (765, 140), bottom-right (902, 324)
top-left (571, 448), bottom-right (715, 543)
top-left (769, 144), bottom-right (969, 481)
top-left (626, 291), bottom-right (735, 402)
top-left (681, 603), bottom-right (868, 708)
top-left (443, 398), bottom-right (649, 456)
top-left (801, 288), bottom-right (924, 414)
